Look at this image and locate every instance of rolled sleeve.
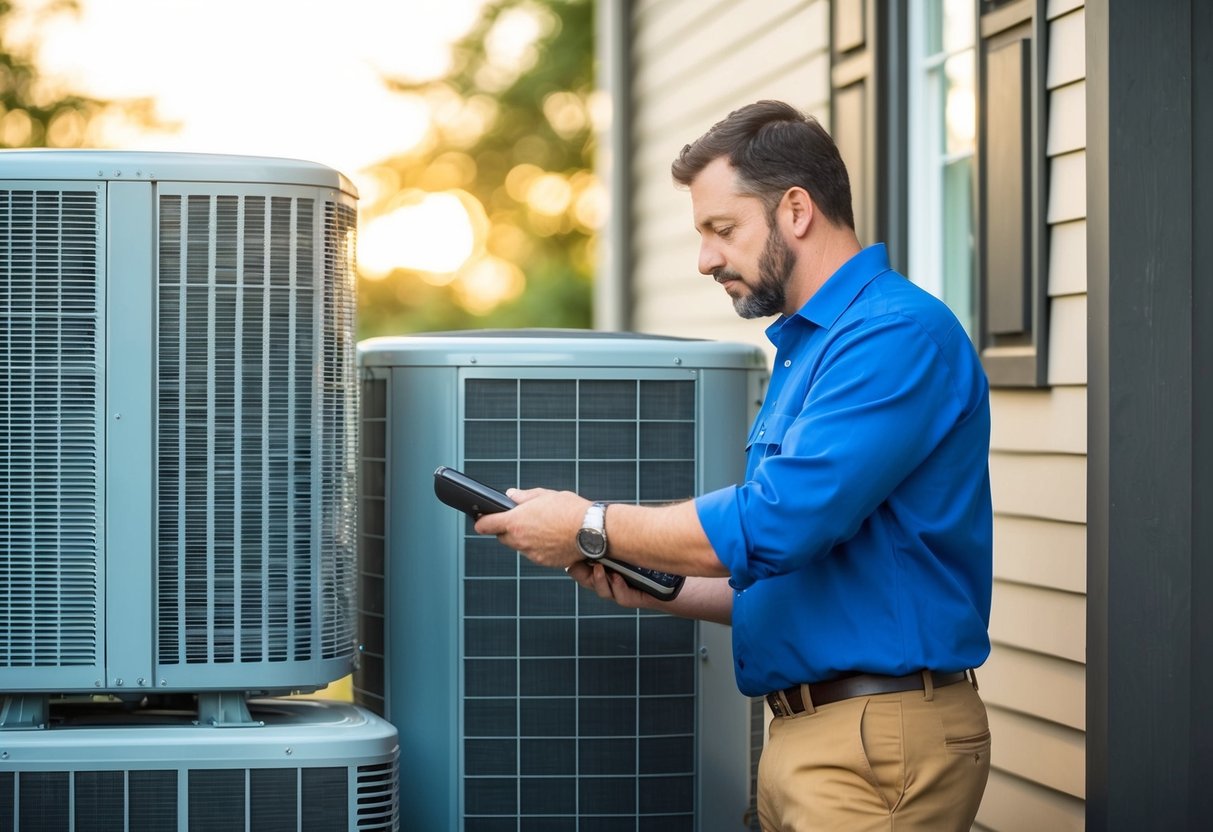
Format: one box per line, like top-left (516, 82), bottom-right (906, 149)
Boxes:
top-left (694, 485), bottom-right (757, 590)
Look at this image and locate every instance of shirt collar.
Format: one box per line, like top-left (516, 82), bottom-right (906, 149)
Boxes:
top-left (765, 243), bottom-right (893, 346)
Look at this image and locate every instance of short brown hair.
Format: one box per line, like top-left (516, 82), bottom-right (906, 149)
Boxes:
top-left (671, 100), bottom-right (855, 230)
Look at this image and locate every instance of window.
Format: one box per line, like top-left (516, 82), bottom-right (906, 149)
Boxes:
top-left (907, 0), bottom-right (977, 336)
top-left (830, 0), bottom-right (1046, 385)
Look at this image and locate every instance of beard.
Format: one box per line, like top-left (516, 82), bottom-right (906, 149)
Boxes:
top-left (714, 225), bottom-right (797, 319)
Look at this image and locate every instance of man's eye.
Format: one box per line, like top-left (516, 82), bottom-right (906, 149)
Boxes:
top-left (715, 226), bottom-right (733, 238)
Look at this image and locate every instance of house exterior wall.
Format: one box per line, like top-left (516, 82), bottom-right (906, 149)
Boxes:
top-left (625, 0), bottom-right (830, 349)
top-left (977, 3), bottom-right (1088, 828)
top-left (612, 1), bottom-right (1091, 828)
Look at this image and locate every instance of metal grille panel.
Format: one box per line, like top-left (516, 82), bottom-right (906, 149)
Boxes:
top-left (461, 376), bottom-right (699, 830)
top-left (320, 201), bottom-right (359, 659)
top-left (0, 764), bottom-right (397, 831)
top-left (155, 192), bottom-right (357, 672)
top-left (353, 377), bottom-right (387, 715)
top-left (355, 757), bottom-right (400, 831)
top-left (0, 187), bottom-right (101, 669)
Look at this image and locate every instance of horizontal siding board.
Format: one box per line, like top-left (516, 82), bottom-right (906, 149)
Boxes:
top-left (1046, 150), bottom-right (1086, 223)
top-left (637, 318), bottom-right (770, 353)
top-left (633, 51), bottom-right (831, 151)
top-left (629, 0), bottom-right (830, 357)
top-left (1046, 294), bottom-right (1087, 385)
top-left (989, 581), bottom-right (1085, 662)
top-left (990, 451), bottom-right (1086, 523)
top-left (1047, 218), bottom-right (1086, 296)
top-left (631, 0), bottom-right (732, 53)
top-left (990, 386), bottom-right (1086, 454)
top-left (1046, 7), bottom-right (1086, 89)
top-left (979, 644), bottom-right (1086, 730)
top-left (631, 190), bottom-right (698, 250)
top-left (1046, 81), bottom-right (1086, 156)
top-left (987, 706), bottom-right (1086, 798)
top-left (632, 0), bottom-right (825, 105)
top-left (975, 769), bottom-right (1086, 831)
top-left (1046, 0), bottom-right (1085, 20)
top-left (993, 515), bottom-right (1086, 593)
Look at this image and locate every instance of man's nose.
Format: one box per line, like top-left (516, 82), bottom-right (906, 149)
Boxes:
top-left (698, 241), bottom-right (724, 275)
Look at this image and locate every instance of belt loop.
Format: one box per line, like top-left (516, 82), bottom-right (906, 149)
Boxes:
top-left (968, 668), bottom-right (979, 691)
top-left (773, 690), bottom-right (792, 717)
top-left (921, 669), bottom-right (935, 701)
top-left (799, 683), bottom-right (816, 716)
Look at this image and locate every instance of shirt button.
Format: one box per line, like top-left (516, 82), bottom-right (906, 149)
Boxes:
top-left (783, 359), bottom-right (792, 367)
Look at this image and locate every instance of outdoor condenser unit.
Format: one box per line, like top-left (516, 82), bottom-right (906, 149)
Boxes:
top-left (355, 331), bottom-right (769, 831)
top-left (0, 150), bottom-right (358, 698)
top-left (0, 699), bottom-right (399, 831)
top-left (0, 150), bottom-right (399, 830)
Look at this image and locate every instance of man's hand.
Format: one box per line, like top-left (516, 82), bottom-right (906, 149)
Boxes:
top-left (473, 487), bottom-right (588, 571)
top-left (566, 560), bottom-right (654, 609)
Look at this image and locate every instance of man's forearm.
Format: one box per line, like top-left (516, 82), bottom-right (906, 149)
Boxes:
top-left (658, 575), bottom-right (734, 624)
top-left (604, 500), bottom-right (730, 579)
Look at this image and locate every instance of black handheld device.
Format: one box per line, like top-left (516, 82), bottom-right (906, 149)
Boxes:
top-left (433, 465), bottom-right (515, 516)
top-left (432, 466), bottom-right (685, 601)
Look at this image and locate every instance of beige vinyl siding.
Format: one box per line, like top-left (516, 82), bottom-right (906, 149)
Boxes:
top-left (975, 3), bottom-right (1088, 829)
top-left (623, 2), bottom-right (1091, 829)
top-left (628, 0), bottom-right (830, 350)
top-left (979, 769), bottom-right (1085, 831)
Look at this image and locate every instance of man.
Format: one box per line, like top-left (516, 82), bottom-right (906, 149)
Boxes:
top-left (476, 100), bottom-right (992, 831)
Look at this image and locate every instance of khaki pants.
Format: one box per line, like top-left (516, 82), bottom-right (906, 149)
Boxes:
top-left (757, 674), bottom-right (991, 831)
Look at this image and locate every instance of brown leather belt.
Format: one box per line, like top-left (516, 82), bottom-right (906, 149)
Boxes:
top-left (765, 670), bottom-right (970, 717)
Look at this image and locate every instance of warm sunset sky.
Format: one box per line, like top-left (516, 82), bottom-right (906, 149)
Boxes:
top-left (28, 0), bottom-right (486, 182)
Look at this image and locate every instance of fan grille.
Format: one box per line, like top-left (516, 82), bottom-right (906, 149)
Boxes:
top-left (155, 192), bottom-right (357, 669)
top-left (0, 187), bottom-right (101, 668)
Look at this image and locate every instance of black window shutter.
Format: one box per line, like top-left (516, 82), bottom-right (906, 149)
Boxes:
top-left (830, 0), bottom-right (877, 246)
top-left (977, 0), bottom-right (1049, 386)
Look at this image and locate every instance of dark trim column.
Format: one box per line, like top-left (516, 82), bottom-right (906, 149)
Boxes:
top-left (1086, 0), bottom-right (1213, 826)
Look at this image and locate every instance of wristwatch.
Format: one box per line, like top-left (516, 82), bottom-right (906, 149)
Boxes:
top-left (576, 502), bottom-right (609, 560)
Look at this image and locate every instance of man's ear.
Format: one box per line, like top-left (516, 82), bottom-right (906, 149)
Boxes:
top-left (782, 187), bottom-right (814, 238)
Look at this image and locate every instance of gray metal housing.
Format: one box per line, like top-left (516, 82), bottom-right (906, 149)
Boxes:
top-left (0, 151), bottom-right (360, 695)
top-left (0, 699), bottom-right (399, 830)
top-left (355, 331), bottom-right (768, 831)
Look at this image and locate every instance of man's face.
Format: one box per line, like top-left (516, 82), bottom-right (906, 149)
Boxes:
top-left (690, 157), bottom-right (796, 319)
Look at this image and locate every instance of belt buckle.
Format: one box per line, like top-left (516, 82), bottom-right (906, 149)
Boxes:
top-left (767, 694), bottom-right (785, 717)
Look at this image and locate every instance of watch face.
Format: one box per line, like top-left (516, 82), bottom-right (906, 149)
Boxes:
top-left (577, 528), bottom-right (607, 558)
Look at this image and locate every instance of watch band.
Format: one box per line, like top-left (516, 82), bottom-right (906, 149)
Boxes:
top-left (577, 501), bottom-right (608, 559)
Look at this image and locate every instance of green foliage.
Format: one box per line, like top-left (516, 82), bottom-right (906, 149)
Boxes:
top-left (0, 0), bottom-right (108, 147)
top-left (358, 0), bottom-right (597, 339)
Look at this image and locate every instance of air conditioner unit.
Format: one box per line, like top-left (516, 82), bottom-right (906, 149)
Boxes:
top-left (354, 331), bottom-right (769, 831)
top-left (0, 150), bottom-right (359, 699)
top-left (0, 698), bottom-right (399, 831)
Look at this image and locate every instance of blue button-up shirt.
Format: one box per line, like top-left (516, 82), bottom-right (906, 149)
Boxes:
top-left (695, 244), bottom-right (992, 696)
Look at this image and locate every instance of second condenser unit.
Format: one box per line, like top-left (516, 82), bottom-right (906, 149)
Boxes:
top-left (356, 331), bottom-right (769, 831)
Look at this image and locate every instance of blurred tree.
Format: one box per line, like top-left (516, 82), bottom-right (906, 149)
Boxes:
top-left (357, 0), bottom-right (598, 338)
top-left (0, 0), bottom-right (156, 148)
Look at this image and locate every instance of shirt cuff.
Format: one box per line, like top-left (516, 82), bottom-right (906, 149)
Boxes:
top-left (694, 486), bottom-right (756, 591)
